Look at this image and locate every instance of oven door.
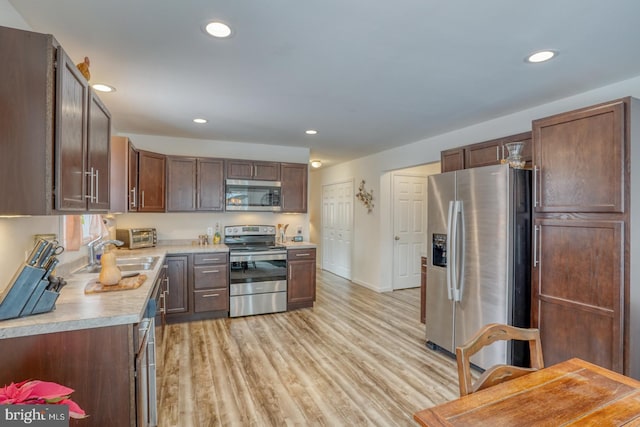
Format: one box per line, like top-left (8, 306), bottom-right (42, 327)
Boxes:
top-left (229, 252), bottom-right (287, 317)
top-left (229, 252), bottom-right (287, 284)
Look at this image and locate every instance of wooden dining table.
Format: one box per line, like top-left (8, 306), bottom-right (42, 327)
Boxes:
top-left (414, 358), bottom-right (640, 426)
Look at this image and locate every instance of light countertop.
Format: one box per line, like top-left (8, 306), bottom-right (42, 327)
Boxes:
top-left (0, 241), bottom-right (315, 339)
top-left (0, 244), bottom-right (229, 339)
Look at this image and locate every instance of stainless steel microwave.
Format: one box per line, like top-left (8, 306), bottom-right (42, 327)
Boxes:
top-left (115, 228), bottom-right (157, 249)
top-left (225, 179), bottom-right (281, 211)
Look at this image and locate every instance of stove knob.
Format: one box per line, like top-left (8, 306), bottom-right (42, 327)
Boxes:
top-left (268, 227), bottom-right (275, 233)
top-left (233, 227), bottom-right (239, 234)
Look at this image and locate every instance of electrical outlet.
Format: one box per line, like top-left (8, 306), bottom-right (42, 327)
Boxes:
top-left (207, 227), bottom-right (213, 236)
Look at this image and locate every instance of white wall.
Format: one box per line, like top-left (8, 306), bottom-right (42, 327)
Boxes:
top-left (311, 76), bottom-right (640, 292)
top-left (377, 162), bottom-right (441, 292)
top-left (0, 0), bottom-right (29, 29)
top-left (121, 133), bottom-right (309, 163)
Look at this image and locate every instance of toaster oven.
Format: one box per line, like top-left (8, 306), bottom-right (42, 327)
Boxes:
top-left (116, 228), bottom-right (157, 249)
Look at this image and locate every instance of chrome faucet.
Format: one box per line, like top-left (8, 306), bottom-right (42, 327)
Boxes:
top-left (88, 237), bottom-right (124, 266)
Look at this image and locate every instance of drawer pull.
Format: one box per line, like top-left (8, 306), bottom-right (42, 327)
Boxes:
top-left (202, 270), bottom-right (220, 274)
top-left (201, 258), bottom-right (221, 262)
top-left (295, 253), bottom-right (310, 257)
top-left (202, 293), bottom-right (220, 298)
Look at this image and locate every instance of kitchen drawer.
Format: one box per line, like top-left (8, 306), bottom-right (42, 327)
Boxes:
top-left (193, 264), bottom-right (228, 289)
top-left (193, 253), bottom-right (228, 265)
top-left (287, 248), bottom-right (316, 261)
top-left (193, 288), bottom-right (229, 312)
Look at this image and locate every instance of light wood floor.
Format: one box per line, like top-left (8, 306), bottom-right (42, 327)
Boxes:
top-left (157, 269), bottom-right (459, 427)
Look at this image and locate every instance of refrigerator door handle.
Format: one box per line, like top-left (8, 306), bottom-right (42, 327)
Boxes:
top-left (454, 200), bottom-right (466, 302)
top-left (446, 200), bottom-right (456, 301)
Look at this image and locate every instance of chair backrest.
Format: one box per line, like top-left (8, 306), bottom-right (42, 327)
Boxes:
top-left (455, 323), bottom-right (544, 397)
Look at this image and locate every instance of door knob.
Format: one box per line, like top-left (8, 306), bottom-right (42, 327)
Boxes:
top-left (395, 236), bottom-right (400, 240)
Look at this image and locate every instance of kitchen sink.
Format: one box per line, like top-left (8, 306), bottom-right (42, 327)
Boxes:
top-left (74, 256), bottom-right (160, 274)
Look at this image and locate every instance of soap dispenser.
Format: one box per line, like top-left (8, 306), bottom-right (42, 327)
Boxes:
top-left (213, 222), bottom-right (221, 244)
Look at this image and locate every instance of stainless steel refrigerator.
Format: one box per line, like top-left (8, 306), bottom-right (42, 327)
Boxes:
top-left (425, 163), bottom-right (531, 370)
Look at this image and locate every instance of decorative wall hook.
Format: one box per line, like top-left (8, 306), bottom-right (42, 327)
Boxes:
top-left (356, 180), bottom-right (374, 213)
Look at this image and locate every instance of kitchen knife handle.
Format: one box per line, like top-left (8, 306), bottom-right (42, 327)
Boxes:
top-left (43, 257), bottom-right (59, 279)
top-left (27, 239), bottom-right (49, 265)
top-left (36, 241), bottom-right (54, 267)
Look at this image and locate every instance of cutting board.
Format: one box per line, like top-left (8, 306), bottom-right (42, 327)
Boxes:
top-left (84, 274), bottom-right (147, 294)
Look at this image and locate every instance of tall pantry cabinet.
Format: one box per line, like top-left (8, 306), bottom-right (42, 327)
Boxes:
top-left (531, 97), bottom-right (639, 378)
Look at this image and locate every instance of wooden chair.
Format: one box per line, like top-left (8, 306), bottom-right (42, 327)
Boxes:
top-left (455, 323), bottom-right (544, 396)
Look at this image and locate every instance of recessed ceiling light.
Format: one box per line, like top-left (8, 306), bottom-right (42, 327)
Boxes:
top-left (92, 83), bottom-right (116, 93)
top-left (193, 118), bottom-right (208, 124)
top-left (526, 50), bottom-right (557, 63)
top-left (305, 129), bottom-right (318, 135)
top-left (310, 160), bottom-right (322, 168)
top-left (205, 21), bottom-right (232, 38)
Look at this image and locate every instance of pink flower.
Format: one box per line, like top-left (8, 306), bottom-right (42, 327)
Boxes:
top-left (0, 380), bottom-right (87, 419)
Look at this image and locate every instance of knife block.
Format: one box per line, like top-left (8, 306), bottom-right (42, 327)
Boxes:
top-left (0, 263), bottom-right (60, 321)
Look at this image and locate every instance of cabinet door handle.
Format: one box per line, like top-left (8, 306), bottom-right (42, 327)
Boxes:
top-left (85, 168), bottom-right (95, 202)
top-left (202, 293), bottom-right (220, 298)
top-left (496, 146), bottom-right (500, 161)
top-left (202, 270), bottom-right (220, 274)
top-left (289, 265), bottom-right (292, 280)
top-left (94, 169), bottom-right (99, 203)
top-left (159, 293), bottom-right (166, 314)
top-left (141, 190), bottom-right (145, 208)
top-left (533, 166), bottom-right (539, 208)
top-left (130, 187), bottom-right (137, 208)
top-left (533, 225), bottom-right (541, 267)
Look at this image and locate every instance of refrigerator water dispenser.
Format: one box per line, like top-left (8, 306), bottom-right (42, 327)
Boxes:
top-left (432, 234), bottom-right (447, 267)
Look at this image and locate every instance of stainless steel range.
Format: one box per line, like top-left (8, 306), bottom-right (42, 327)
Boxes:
top-left (224, 225), bottom-right (287, 317)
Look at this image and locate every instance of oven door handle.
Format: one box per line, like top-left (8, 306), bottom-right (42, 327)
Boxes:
top-left (230, 252), bottom-right (287, 262)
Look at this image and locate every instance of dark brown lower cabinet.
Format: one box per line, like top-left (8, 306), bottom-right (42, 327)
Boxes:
top-left (287, 248), bottom-right (316, 310)
top-left (166, 253), bottom-right (229, 323)
top-left (532, 218), bottom-right (624, 372)
top-left (0, 325), bottom-right (135, 426)
top-left (192, 253), bottom-right (229, 314)
top-left (166, 255), bottom-right (188, 314)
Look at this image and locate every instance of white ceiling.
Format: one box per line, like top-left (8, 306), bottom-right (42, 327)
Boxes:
top-left (9, 0), bottom-right (640, 166)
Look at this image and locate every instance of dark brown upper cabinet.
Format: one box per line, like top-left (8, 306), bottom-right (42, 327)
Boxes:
top-left (226, 160), bottom-right (281, 181)
top-left (137, 150), bottom-right (166, 212)
top-left (280, 163), bottom-right (308, 213)
top-left (0, 26), bottom-right (111, 215)
top-left (532, 100), bottom-right (624, 213)
top-left (441, 132), bottom-right (532, 173)
top-left (166, 157), bottom-right (224, 212)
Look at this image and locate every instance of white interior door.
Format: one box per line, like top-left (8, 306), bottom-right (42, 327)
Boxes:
top-left (392, 174), bottom-right (426, 290)
top-left (322, 180), bottom-right (353, 279)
